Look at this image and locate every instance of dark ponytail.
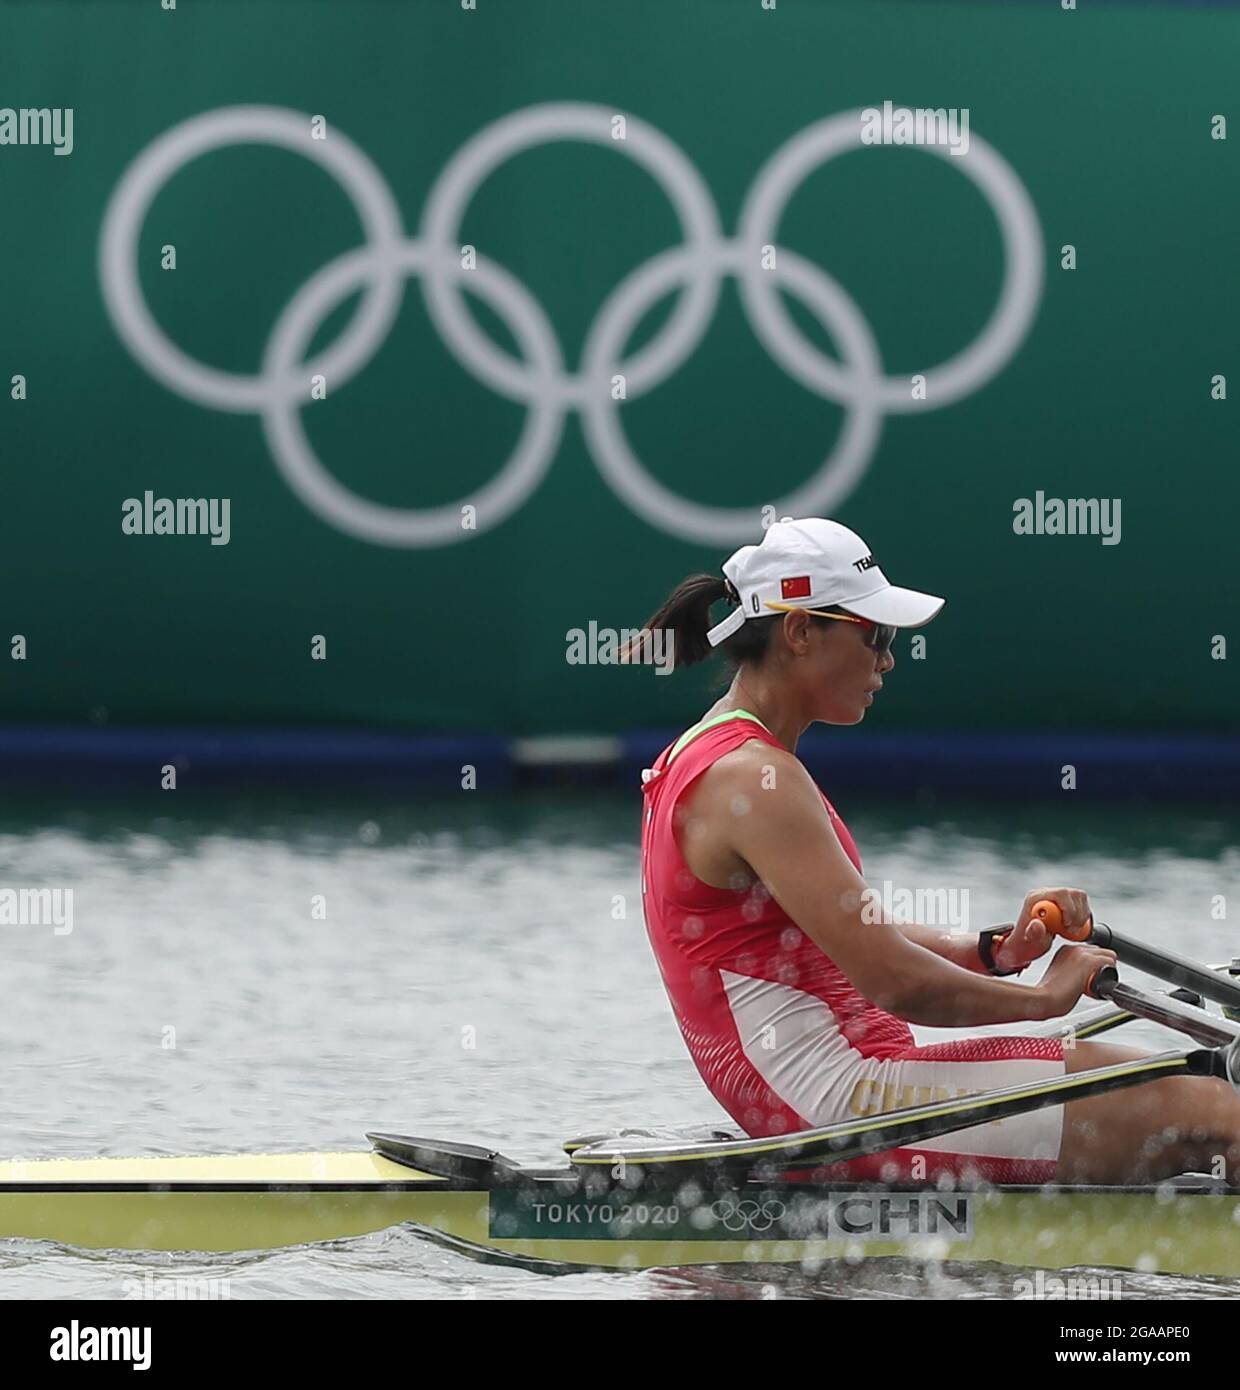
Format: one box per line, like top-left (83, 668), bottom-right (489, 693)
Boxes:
top-left (620, 573), bottom-right (778, 671)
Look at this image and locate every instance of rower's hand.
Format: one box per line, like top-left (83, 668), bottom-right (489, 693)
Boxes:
top-left (1033, 942), bottom-right (1118, 1019)
top-left (997, 887), bottom-right (1093, 972)
top-left (992, 917), bottom-right (1052, 973)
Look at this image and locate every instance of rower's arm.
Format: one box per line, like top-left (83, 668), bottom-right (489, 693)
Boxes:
top-left (895, 922), bottom-right (993, 974)
top-left (714, 747), bottom-right (1056, 1026)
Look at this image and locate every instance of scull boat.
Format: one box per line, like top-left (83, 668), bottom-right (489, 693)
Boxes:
top-left (2, 1133), bottom-right (1239, 1275)
top-left (3, 906), bottom-right (1239, 1277)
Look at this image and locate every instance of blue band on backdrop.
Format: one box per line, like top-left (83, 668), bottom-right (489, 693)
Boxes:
top-left (0, 728), bottom-right (513, 793)
top-left (0, 727), bottom-right (1234, 799)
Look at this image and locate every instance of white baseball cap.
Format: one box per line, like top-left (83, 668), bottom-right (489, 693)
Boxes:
top-left (706, 518), bottom-right (945, 647)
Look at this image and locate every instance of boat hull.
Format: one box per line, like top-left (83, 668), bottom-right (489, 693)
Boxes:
top-left (2, 1153), bottom-right (1239, 1275)
top-left (0, 1152), bottom-right (466, 1254)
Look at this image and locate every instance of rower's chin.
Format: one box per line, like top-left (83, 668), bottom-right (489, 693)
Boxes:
top-left (818, 698), bottom-right (869, 726)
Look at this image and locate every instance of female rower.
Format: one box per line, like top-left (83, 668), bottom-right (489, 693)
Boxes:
top-left (631, 517), bottom-right (1240, 1184)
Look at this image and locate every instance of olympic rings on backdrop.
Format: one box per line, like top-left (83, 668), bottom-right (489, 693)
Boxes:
top-left (99, 103), bottom-right (1043, 546)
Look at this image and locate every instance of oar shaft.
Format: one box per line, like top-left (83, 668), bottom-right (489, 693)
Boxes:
top-left (1089, 967), bottom-right (1240, 1049)
top-left (1030, 984), bottom-right (1207, 1042)
top-left (1088, 923), bottom-right (1240, 1011)
top-left (1031, 900), bottom-right (1240, 1012)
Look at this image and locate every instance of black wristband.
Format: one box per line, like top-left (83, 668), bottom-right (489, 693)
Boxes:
top-left (978, 926), bottom-right (1025, 977)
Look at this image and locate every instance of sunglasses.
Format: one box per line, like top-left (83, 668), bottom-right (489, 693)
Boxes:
top-left (764, 602), bottom-right (897, 654)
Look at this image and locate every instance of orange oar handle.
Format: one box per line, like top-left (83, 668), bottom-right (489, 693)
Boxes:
top-left (1031, 899), bottom-right (1095, 942)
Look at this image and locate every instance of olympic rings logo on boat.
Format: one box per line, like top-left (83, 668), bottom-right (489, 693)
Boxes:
top-left (710, 1196), bottom-right (788, 1233)
top-left (99, 103), bottom-right (1043, 547)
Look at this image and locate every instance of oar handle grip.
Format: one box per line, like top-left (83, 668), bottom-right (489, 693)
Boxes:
top-left (1032, 904), bottom-right (1240, 1014)
top-left (1031, 899), bottom-right (1095, 942)
top-left (1087, 963), bottom-right (1120, 1000)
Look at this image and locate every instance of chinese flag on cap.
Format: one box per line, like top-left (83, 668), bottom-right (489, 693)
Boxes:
top-left (780, 576), bottom-right (812, 600)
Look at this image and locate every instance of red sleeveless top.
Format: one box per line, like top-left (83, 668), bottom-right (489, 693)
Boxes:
top-left (640, 711), bottom-right (914, 1137)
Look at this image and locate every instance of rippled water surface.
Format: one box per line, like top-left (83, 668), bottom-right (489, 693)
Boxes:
top-left (0, 790), bottom-right (1236, 1299)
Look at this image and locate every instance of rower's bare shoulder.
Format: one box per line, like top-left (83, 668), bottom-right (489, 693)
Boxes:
top-left (695, 739), bottom-right (812, 804)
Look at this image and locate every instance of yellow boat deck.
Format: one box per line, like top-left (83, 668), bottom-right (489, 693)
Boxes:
top-left (1, 1151), bottom-right (1239, 1275)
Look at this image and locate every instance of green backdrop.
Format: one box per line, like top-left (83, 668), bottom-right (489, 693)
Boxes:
top-left (1, 0), bottom-right (1235, 735)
